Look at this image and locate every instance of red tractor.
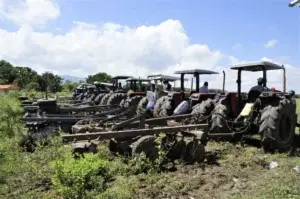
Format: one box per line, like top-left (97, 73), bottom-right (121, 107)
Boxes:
top-left (136, 74), bottom-right (184, 116)
top-left (119, 77), bottom-right (152, 113)
top-left (153, 69), bottom-right (225, 117)
top-left (98, 76), bottom-right (133, 106)
top-left (208, 61), bottom-right (297, 152)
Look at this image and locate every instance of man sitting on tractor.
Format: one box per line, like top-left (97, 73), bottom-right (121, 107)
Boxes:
top-left (199, 82), bottom-right (209, 93)
top-left (249, 77), bottom-right (265, 93)
top-left (163, 80), bottom-right (172, 91)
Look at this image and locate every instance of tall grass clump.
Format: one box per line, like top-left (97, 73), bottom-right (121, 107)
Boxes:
top-left (0, 94), bottom-right (24, 138)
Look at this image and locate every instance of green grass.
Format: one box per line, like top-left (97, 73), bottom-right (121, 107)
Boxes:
top-left (1, 93), bottom-right (300, 198)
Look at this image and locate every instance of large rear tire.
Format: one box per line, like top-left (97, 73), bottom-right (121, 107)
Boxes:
top-left (153, 96), bottom-right (169, 117)
top-left (259, 99), bottom-right (296, 152)
top-left (99, 93), bottom-right (112, 105)
top-left (107, 93), bottom-right (127, 106)
top-left (210, 102), bottom-right (228, 132)
top-left (190, 98), bottom-right (216, 124)
top-left (94, 93), bottom-right (106, 105)
top-left (124, 95), bottom-right (144, 113)
top-left (136, 96), bottom-right (148, 115)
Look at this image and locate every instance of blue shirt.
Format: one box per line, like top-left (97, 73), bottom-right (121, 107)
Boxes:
top-left (199, 86), bottom-right (208, 93)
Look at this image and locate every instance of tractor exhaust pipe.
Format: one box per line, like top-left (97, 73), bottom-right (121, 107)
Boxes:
top-left (283, 66), bottom-right (286, 93)
top-left (222, 70), bottom-right (226, 93)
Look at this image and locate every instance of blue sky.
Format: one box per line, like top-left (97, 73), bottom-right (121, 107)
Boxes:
top-left (46, 0), bottom-right (300, 66)
top-left (0, 0), bottom-right (299, 91)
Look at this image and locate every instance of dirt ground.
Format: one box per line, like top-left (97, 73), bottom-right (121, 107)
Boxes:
top-left (129, 136), bottom-right (300, 199)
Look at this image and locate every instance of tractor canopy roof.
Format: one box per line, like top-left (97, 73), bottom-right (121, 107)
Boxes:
top-left (76, 83), bottom-right (93, 89)
top-left (86, 85), bottom-right (96, 89)
top-left (98, 82), bottom-right (113, 86)
top-left (125, 77), bottom-right (151, 82)
top-left (112, 75), bottom-right (133, 80)
top-left (174, 69), bottom-right (219, 75)
top-left (147, 74), bottom-right (188, 81)
top-left (230, 61), bottom-right (284, 72)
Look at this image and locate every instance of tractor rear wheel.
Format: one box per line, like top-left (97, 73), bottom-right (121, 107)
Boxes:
top-left (190, 98), bottom-right (216, 124)
top-left (136, 96), bottom-right (148, 115)
top-left (107, 93), bottom-right (127, 106)
top-left (99, 93), bottom-right (112, 105)
top-left (210, 102), bottom-right (228, 132)
top-left (94, 93), bottom-right (106, 105)
top-left (154, 96), bottom-right (173, 117)
top-left (124, 95), bottom-right (144, 113)
top-left (153, 96), bottom-right (169, 117)
top-left (259, 99), bottom-right (296, 152)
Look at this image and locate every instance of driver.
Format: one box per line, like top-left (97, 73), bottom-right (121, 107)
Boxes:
top-left (163, 80), bottom-right (171, 91)
top-left (249, 77), bottom-right (265, 93)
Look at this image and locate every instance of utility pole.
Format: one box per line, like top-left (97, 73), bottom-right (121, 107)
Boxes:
top-left (289, 0), bottom-right (300, 7)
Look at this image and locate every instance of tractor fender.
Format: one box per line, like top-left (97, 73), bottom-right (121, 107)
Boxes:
top-left (173, 100), bottom-right (190, 115)
top-left (146, 91), bottom-right (156, 110)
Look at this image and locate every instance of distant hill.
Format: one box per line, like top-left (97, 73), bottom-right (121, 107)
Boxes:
top-left (60, 75), bottom-right (85, 83)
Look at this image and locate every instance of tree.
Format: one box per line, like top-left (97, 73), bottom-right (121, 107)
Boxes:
top-left (0, 60), bottom-right (17, 84)
top-left (14, 66), bottom-right (39, 89)
top-left (86, 72), bottom-right (112, 84)
top-left (62, 80), bottom-right (79, 92)
top-left (38, 72), bottom-right (63, 93)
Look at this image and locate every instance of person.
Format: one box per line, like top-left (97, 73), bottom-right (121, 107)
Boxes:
top-left (163, 80), bottom-right (171, 91)
top-left (199, 82), bottom-right (209, 93)
top-left (249, 77), bottom-right (265, 93)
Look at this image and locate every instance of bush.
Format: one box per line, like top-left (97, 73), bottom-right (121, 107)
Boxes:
top-left (51, 153), bottom-right (110, 199)
top-left (0, 94), bottom-right (24, 138)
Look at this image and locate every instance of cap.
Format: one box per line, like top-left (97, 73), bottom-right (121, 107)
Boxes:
top-left (257, 77), bottom-right (263, 83)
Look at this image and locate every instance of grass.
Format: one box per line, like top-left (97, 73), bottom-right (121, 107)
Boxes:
top-left (1, 94), bottom-right (300, 198)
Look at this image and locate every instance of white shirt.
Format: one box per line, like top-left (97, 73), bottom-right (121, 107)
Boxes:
top-left (199, 85), bottom-right (208, 93)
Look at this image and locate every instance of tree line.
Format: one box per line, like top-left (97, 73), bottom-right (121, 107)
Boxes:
top-left (0, 60), bottom-right (113, 93)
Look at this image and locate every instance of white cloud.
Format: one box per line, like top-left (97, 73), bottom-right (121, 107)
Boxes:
top-left (0, 0), bottom-right (60, 26)
top-left (0, 1), bottom-right (299, 92)
top-left (264, 39), bottom-right (278, 48)
top-left (232, 43), bottom-right (242, 50)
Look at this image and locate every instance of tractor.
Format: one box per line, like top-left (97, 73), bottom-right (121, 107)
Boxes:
top-left (119, 77), bottom-right (152, 113)
top-left (209, 60), bottom-right (297, 152)
top-left (153, 69), bottom-right (224, 118)
top-left (98, 76), bottom-right (132, 106)
top-left (136, 74), bottom-right (186, 116)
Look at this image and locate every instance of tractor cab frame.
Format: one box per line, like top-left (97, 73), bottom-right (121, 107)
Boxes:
top-left (125, 77), bottom-right (151, 97)
top-left (172, 69), bottom-right (221, 108)
top-left (111, 76), bottom-right (133, 92)
top-left (147, 74), bottom-right (186, 90)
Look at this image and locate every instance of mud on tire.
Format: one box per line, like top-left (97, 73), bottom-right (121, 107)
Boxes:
top-left (259, 99), bottom-right (296, 152)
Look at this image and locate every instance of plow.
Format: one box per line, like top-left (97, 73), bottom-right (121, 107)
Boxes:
top-left (19, 61), bottom-right (300, 164)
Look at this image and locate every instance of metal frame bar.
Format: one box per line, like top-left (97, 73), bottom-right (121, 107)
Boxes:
top-left (62, 123), bottom-right (208, 142)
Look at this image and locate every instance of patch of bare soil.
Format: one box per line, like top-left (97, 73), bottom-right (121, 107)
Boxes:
top-left (132, 147), bottom-right (259, 199)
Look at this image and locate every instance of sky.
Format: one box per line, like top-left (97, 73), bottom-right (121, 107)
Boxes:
top-left (0, 0), bottom-right (299, 92)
